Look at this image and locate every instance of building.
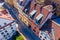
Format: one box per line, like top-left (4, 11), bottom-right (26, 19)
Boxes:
top-left (5, 0), bottom-right (60, 40)
top-left (0, 6), bottom-right (17, 40)
top-left (51, 19), bottom-right (60, 40)
top-left (41, 14), bottom-right (60, 40)
top-left (51, 14), bottom-right (60, 40)
top-left (12, 0), bottom-right (55, 40)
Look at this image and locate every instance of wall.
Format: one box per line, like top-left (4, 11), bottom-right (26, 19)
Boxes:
top-left (28, 18), bottom-right (40, 36)
top-left (18, 13), bottom-right (29, 26)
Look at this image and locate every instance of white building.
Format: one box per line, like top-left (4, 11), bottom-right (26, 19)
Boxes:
top-left (0, 7), bottom-right (17, 40)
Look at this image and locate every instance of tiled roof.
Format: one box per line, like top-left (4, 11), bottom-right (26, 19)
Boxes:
top-left (17, 0), bottom-right (53, 26)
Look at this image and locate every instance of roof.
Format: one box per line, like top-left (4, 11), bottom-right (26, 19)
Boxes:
top-left (17, 1), bottom-right (53, 25)
top-left (43, 5), bottom-right (53, 12)
top-left (52, 18), bottom-right (60, 24)
top-left (0, 7), bottom-right (14, 20)
top-left (52, 15), bottom-right (60, 26)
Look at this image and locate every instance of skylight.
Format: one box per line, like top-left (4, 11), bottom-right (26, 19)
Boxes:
top-left (30, 10), bottom-right (37, 17)
top-left (36, 14), bottom-right (43, 21)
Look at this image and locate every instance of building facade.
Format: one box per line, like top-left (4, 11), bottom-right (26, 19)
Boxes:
top-left (0, 7), bottom-right (17, 40)
top-left (5, 0), bottom-right (60, 40)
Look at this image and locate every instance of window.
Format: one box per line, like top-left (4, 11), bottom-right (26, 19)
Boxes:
top-left (0, 25), bottom-right (1, 27)
top-left (5, 37), bottom-right (7, 39)
top-left (40, 36), bottom-right (42, 38)
top-left (3, 28), bottom-right (5, 30)
top-left (12, 30), bottom-right (14, 32)
top-left (4, 23), bottom-right (7, 25)
top-left (5, 30), bottom-right (7, 33)
top-left (8, 35), bottom-right (10, 37)
top-left (10, 24), bottom-right (12, 26)
top-left (11, 27), bottom-right (13, 29)
top-left (43, 39), bottom-right (45, 40)
top-left (0, 25), bottom-right (2, 28)
top-left (4, 35), bottom-right (6, 37)
top-left (1, 32), bottom-right (4, 34)
top-left (41, 33), bottom-right (43, 35)
top-left (0, 30), bottom-right (2, 32)
top-left (7, 33), bottom-right (9, 35)
top-left (44, 37), bottom-right (46, 39)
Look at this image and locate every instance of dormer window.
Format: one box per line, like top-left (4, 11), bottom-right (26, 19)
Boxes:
top-left (30, 10), bottom-right (37, 19)
top-left (35, 14), bottom-right (43, 24)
